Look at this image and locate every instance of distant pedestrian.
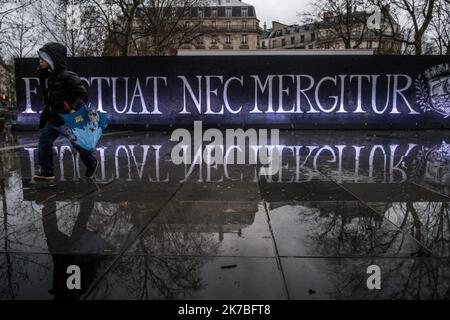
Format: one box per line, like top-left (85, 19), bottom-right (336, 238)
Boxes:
top-left (34, 42), bottom-right (98, 180)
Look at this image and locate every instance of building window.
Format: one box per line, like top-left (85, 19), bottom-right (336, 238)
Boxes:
top-left (225, 35), bottom-right (231, 44)
top-left (241, 20), bottom-right (247, 29)
top-left (212, 35), bottom-right (218, 45)
top-left (197, 36), bottom-right (204, 45)
top-left (300, 35), bottom-right (305, 43)
top-left (282, 38), bottom-right (286, 46)
top-left (291, 37), bottom-right (295, 45)
top-left (198, 9), bottom-right (204, 18)
top-left (211, 8), bottom-right (217, 18)
top-left (226, 7), bottom-right (232, 18)
top-left (212, 21), bottom-right (217, 28)
top-left (311, 33), bottom-right (315, 41)
top-left (325, 43), bottom-right (330, 49)
top-left (308, 44), bottom-right (313, 49)
top-left (262, 41), bottom-right (266, 48)
top-left (226, 21), bottom-right (231, 29)
top-left (272, 39), bottom-right (276, 47)
top-left (242, 7), bottom-right (248, 17)
top-left (367, 41), bottom-right (373, 49)
top-left (241, 34), bottom-right (248, 44)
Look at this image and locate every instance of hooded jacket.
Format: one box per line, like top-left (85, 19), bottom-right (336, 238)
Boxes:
top-left (37, 42), bottom-right (88, 127)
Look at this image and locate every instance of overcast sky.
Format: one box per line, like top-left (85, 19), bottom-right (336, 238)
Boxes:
top-left (244, 0), bottom-right (311, 27)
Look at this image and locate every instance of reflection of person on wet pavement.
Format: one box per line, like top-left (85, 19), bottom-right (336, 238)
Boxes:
top-left (41, 196), bottom-right (111, 300)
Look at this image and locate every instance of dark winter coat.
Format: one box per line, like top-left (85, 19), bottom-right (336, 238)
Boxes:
top-left (37, 43), bottom-right (88, 128)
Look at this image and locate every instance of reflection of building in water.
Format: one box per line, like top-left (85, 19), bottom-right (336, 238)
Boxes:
top-left (149, 201), bottom-right (257, 242)
top-left (10, 179), bottom-right (260, 298)
top-left (301, 201), bottom-right (389, 221)
top-left (5, 134), bottom-right (449, 299)
top-left (0, 180), bottom-right (261, 298)
top-left (19, 182), bottom-right (258, 247)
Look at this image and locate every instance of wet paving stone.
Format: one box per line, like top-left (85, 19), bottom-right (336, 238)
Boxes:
top-left (0, 181), bottom-right (183, 254)
top-left (281, 257), bottom-right (450, 300)
top-left (260, 180), bottom-right (357, 202)
top-left (0, 252), bottom-right (116, 300)
top-left (0, 130), bottom-right (449, 299)
top-left (129, 201), bottom-right (275, 257)
top-left (341, 182), bottom-right (449, 202)
top-left (367, 201), bottom-right (450, 257)
top-left (86, 256), bottom-right (286, 300)
top-left (267, 201), bottom-right (428, 257)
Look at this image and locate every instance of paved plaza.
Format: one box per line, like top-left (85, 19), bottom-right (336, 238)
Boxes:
top-left (0, 129), bottom-right (449, 299)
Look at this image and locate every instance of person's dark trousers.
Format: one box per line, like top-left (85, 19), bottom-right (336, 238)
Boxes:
top-left (38, 120), bottom-right (97, 175)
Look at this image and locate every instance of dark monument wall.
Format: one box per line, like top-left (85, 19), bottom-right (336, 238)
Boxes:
top-left (15, 55), bottom-right (450, 129)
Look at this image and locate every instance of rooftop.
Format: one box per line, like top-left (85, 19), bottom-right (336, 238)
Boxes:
top-left (208, 0), bottom-right (253, 7)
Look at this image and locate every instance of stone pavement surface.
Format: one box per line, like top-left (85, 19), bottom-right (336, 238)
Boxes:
top-left (0, 129), bottom-right (449, 300)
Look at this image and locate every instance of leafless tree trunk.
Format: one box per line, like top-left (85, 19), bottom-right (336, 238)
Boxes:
top-left (136, 0), bottom-right (206, 56)
top-left (92, 0), bottom-right (206, 56)
top-left (299, 0), bottom-right (372, 49)
top-left (0, 1), bottom-right (35, 55)
top-left (379, 0), bottom-right (435, 55)
top-left (31, 0), bottom-right (106, 57)
top-left (1, 8), bottom-right (39, 58)
top-left (430, 0), bottom-right (450, 55)
top-left (90, 0), bottom-right (145, 56)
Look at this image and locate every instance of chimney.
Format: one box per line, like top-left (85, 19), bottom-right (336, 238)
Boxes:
top-left (264, 22), bottom-right (267, 32)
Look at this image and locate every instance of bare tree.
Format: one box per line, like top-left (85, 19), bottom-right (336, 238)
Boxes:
top-left (299, 0), bottom-right (372, 49)
top-left (2, 7), bottom-right (40, 58)
top-left (377, 0), bottom-right (435, 55)
top-left (92, 0), bottom-right (207, 56)
top-left (91, 0), bottom-right (145, 56)
top-left (1, 1), bottom-right (35, 61)
top-left (1, 1), bottom-right (35, 102)
top-left (31, 0), bottom-right (106, 57)
top-left (429, 0), bottom-right (450, 55)
top-left (134, 0), bottom-right (207, 56)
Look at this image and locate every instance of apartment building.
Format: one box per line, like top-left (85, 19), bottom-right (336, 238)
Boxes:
top-left (104, 0), bottom-right (262, 56)
top-left (261, 8), bottom-right (402, 54)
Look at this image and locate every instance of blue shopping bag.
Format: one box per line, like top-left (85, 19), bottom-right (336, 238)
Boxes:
top-left (54, 104), bottom-right (108, 151)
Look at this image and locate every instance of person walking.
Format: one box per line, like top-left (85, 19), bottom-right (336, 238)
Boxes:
top-left (34, 42), bottom-right (98, 181)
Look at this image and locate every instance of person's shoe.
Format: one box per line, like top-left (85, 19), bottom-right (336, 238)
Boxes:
top-left (33, 172), bottom-right (55, 181)
top-left (85, 159), bottom-right (99, 178)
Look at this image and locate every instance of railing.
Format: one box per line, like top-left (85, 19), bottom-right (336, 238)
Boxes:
top-left (317, 30), bottom-right (397, 41)
top-left (199, 25), bottom-right (261, 33)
